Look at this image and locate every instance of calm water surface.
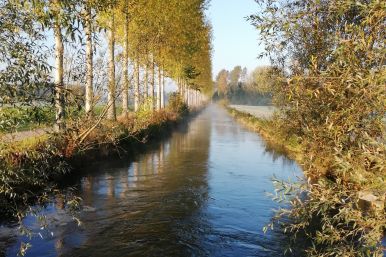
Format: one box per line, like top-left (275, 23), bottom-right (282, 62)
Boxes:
top-left (3, 105), bottom-right (302, 257)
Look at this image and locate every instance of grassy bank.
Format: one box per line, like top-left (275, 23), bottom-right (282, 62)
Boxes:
top-left (226, 105), bottom-right (303, 163)
top-left (0, 100), bottom-right (193, 218)
top-left (226, 105), bottom-right (386, 256)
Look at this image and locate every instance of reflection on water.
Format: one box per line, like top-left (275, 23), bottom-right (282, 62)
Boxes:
top-left (3, 105), bottom-right (302, 257)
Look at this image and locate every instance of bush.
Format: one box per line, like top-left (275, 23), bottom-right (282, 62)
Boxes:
top-left (0, 106), bottom-right (55, 132)
top-left (251, 0), bottom-right (386, 255)
top-left (167, 93), bottom-right (189, 115)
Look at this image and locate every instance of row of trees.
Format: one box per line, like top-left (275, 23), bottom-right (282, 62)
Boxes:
top-left (214, 65), bottom-right (278, 105)
top-left (0, 0), bottom-right (213, 132)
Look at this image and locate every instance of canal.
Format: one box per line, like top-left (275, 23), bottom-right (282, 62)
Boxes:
top-left (3, 104), bottom-right (302, 257)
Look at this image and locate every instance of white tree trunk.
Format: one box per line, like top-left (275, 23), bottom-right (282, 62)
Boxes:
top-left (107, 13), bottom-right (116, 121)
top-left (150, 58), bottom-right (155, 110)
top-left (122, 1), bottom-right (129, 116)
top-left (161, 70), bottom-right (165, 108)
top-left (84, 5), bottom-right (93, 116)
top-left (157, 67), bottom-right (161, 110)
top-left (144, 61), bottom-right (149, 99)
top-left (53, 0), bottom-right (65, 132)
top-left (181, 80), bottom-right (186, 103)
top-left (134, 59), bottom-right (140, 111)
top-left (185, 87), bottom-right (188, 106)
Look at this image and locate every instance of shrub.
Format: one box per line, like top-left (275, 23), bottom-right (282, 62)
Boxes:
top-left (167, 92), bottom-right (189, 115)
top-left (251, 0), bottom-right (386, 255)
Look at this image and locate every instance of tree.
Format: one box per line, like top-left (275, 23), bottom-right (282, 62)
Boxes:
top-left (107, 10), bottom-right (116, 120)
top-left (215, 69), bottom-right (229, 97)
top-left (0, 1), bottom-right (51, 108)
top-left (51, 0), bottom-right (66, 131)
top-left (248, 66), bottom-right (280, 94)
top-left (25, 0), bottom-right (82, 131)
top-left (121, 0), bottom-right (130, 116)
top-left (134, 58), bottom-right (140, 111)
top-left (81, 0), bottom-right (114, 117)
top-left (228, 66), bottom-right (242, 89)
top-left (150, 56), bottom-right (155, 109)
top-left (82, 1), bottom-right (93, 116)
top-left (240, 67), bottom-right (248, 84)
top-left (157, 66), bottom-right (161, 110)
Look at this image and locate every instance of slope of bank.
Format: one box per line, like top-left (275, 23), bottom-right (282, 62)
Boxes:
top-left (226, 105), bottom-right (303, 163)
top-left (0, 103), bottom-right (198, 218)
top-left (226, 104), bottom-right (386, 255)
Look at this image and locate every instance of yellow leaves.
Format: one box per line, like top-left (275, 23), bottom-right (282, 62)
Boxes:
top-left (328, 122), bottom-right (333, 131)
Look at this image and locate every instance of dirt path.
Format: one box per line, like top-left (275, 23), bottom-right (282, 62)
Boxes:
top-left (1, 128), bottom-right (51, 143)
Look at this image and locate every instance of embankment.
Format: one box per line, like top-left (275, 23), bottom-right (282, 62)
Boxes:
top-left (0, 105), bottom-right (202, 217)
top-left (226, 104), bottom-right (386, 255)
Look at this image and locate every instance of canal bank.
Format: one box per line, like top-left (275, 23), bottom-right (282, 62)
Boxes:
top-left (226, 105), bottom-right (386, 255)
top-left (0, 101), bottom-right (196, 219)
top-left (2, 104), bottom-right (302, 257)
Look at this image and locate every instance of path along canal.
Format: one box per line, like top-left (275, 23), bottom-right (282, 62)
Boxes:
top-left (3, 104), bottom-right (302, 257)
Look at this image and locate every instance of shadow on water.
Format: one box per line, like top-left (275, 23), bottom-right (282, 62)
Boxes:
top-left (2, 104), bottom-right (309, 257)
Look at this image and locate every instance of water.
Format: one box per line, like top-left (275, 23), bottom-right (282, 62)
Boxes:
top-left (2, 105), bottom-right (302, 257)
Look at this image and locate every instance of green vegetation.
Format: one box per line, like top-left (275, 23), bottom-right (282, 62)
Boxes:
top-left (249, 0), bottom-right (386, 255)
top-left (0, 107), bottom-right (54, 132)
top-left (226, 106), bottom-right (302, 161)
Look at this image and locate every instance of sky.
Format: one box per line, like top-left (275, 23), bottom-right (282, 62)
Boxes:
top-left (206, 0), bottom-right (269, 78)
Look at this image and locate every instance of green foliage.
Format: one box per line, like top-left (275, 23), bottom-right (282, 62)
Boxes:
top-left (248, 66), bottom-right (282, 95)
top-left (0, 136), bottom-right (70, 216)
top-left (229, 65), bottom-right (242, 89)
top-left (167, 93), bottom-right (189, 115)
top-left (0, 107), bottom-right (55, 132)
top-left (0, 1), bottom-right (52, 106)
top-left (135, 98), bottom-right (156, 124)
top-left (115, 0), bottom-right (212, 93)
top-left (251, 0), bottom-right (386, 255)
top-left (215, 69), bottom-right (229, 97)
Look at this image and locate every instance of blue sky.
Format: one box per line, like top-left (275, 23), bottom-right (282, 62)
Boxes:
top-left (206, 0), bottom-right (269, 78)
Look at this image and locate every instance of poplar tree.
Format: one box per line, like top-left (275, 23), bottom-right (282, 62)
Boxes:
top-left (82, 0), bottom-right (94, 116)
top-left (107, 11), bottom-right (116, 120)
top-left (51, 0), bottom-right (66, 131)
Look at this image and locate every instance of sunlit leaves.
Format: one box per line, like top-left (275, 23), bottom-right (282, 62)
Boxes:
top-left (0, 1), bottom-right (52, 107)
top-left (250, 0), bottom-right (386, 255)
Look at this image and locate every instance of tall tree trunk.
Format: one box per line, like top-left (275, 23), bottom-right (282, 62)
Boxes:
top-left (107, 12), bottom-right (116, 121)
top-left (150, 57), bottom-right (155, 110)
top-left (161, 70), bottom-right (165, 108)
top-left (186, 88), bottom-right (190, 107)
top-left (122, 1), bottom-right (129, 116)
top-left (84, 5), bottom-right (93, 116)
top-left (184, 82), bottom-right (188, 104)
top-left (157, 66), bottom-right (161, 110)
top-left (144, 61), bottom-right (149, 99)
top-left (52, 0), bottom-right (65, 132)
top-left (186, 88), bottom-right (189, 106)
top-left (134, 59), bottom-right (140, 111)
top-left (177, 77), bottom-right (182, 96)
top-left (181, 80), bottom-right (185, 101)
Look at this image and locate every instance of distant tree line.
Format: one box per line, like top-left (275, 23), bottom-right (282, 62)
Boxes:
top-left (213, 65), bottom-right (281, 105)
